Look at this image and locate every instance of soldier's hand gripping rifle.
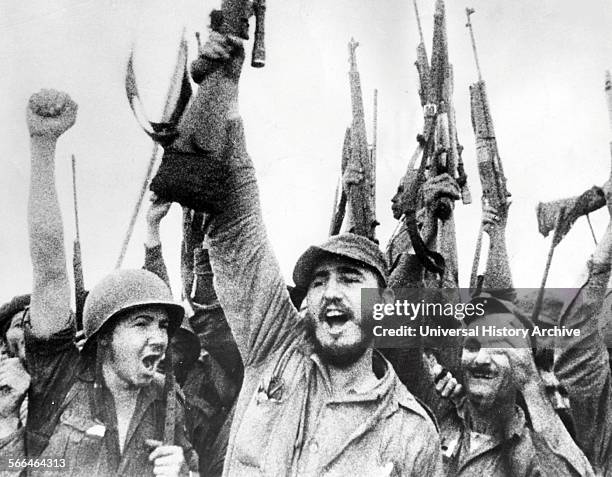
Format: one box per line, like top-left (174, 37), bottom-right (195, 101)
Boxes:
top-left (125, 0), bottom-right (266, 212)
top-left (465, 8), bottom-right (511, 290)
top-left (400, 0), bottom-right (470, 279)
top-left (330, 87), bottom-right (378, 238)
top-left (343, 39), bottom-right (378, 242)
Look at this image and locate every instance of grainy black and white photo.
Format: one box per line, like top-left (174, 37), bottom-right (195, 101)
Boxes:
top-left (1, 0), bottom-right (612, 475)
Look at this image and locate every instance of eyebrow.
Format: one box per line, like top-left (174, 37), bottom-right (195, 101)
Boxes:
top-left (337, 266), bottom-right (363, 276)
top-left (129, 314), bottom-right (168, 324)
top-left (312, 265), bottom-right (364, 281)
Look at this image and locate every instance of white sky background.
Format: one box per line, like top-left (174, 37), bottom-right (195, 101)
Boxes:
top-left (1, 0), bottom-right (612, 304)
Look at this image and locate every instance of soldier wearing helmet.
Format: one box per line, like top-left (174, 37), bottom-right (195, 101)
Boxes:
top-left (18, 89), bottom-right (196, 477)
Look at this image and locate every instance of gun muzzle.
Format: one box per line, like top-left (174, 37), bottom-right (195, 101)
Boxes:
top-left (251, 0), bottom-right (266, 67)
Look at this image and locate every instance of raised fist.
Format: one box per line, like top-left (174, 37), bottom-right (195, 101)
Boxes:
top-left (27, 89), bottom-right (78, 139)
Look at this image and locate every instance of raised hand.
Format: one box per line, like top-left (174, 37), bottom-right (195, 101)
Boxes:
top-left (421, 173), bottom-right (461, 210)
top-left (27, 89), bottom-right (78, 139)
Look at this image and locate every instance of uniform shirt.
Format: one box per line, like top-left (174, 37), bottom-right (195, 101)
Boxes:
top-left (555, 259), bottom-right (612, 476)
top-left (24, 326), bottom-right (196, 476)
top-left (143, 243), bottom-right (241, 475)
top-left (440, 405), bottom-right (593, 476)
top-left (200, 119), bottom-right (443, 476)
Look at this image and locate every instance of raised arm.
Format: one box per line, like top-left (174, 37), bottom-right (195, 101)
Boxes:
top-left (174, 32), bottom-right (298, 366)
top-left (143, 193), bottom-right (172, 288)
top-left (554, 180), bottom-right (612, 473)
top-left (26, 90), bottom-right (77, 339)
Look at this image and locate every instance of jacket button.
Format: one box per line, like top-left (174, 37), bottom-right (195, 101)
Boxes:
top-left (309, 440), bottom-right (319, 453)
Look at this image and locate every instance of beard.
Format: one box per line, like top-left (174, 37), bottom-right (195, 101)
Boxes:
top-left (305, 300), bottom-right (373, 368)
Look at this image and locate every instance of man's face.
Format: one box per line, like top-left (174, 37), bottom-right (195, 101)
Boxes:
top-left (6, 312), bottom-right (25, 363)
top-left (304, 257), bottom-right (381, 367)
top-left (461, 314), bottom-right (522, 409)
top-left (391, 184), bottom-right (404, 220)
top-left (103, 306), bottom-right (169, 389)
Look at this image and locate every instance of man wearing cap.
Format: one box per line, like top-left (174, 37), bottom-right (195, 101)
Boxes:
top-left (23, 89), bottom-right (195, 476)
top-left (186, 32), bottom-right (442, 476)
top-left (553, 180), bottom-right (612, 476)
top-left (435, 294), bottom-right (593, 476)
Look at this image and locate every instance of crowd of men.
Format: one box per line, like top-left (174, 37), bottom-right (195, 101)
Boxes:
top-left (1, 9), bottom-right (611, 477)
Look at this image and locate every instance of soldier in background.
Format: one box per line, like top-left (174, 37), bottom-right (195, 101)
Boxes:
top-left (554, 180), bottom-right (612, 475)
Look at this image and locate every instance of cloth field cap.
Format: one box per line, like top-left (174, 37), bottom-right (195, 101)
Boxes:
top-left (468, 292), bottom-right (536, 348)
top-left (292, 233), bottom-right (388, 290)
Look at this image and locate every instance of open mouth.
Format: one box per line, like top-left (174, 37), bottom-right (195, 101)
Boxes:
top-left (324, 309), bottom-right (350, 334)
top-left (142, 353), bottom-right (163, 373)
top-left (468, 369), bottom-right (495, 380)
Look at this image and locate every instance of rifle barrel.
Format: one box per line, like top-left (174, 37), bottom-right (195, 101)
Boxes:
top-left (71, 155), bottom-right (80, 243)
top-left (412, 0), bottom-right (426, 47)
top-left (465, 8), bottom-right (483, 82)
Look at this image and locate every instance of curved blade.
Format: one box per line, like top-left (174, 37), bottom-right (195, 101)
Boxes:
top-left (126, 51), bottom-right (159, 138)
top-left (125, 34), bottom-right (192, 144)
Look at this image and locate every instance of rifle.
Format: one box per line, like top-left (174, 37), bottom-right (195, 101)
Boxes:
top-left (465, 8), bottom-right (511, 290)
top-left (198, 0), bottom-right (266, 73)
top-left (400, 0), bottom-right (469, 279)
top-left (329, 127), bottom-right (351, 236)
top-left (344, 39), bottom-right (378, 241)
top-left (370, 89), bottom-right (378, 217)
top-left (71, 155), bottom-right (86, 329)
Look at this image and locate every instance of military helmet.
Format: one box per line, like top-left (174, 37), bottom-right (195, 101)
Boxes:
top-left (82, 269), bottom-right (184, 350)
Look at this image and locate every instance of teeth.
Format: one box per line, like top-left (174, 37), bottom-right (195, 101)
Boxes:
top-left (326, 310), bottom-right (343, 317)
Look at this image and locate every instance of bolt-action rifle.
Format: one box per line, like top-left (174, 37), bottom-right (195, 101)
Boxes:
top-left (465, 8), bottom-right (511, 290)
top-left (343, 39), bottom-right (378, 242)
top-left (400, 0), bottom-right (470, 280)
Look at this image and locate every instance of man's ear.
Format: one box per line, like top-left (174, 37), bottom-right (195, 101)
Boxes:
top-left (381, 287), bottom-right (395, 306)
